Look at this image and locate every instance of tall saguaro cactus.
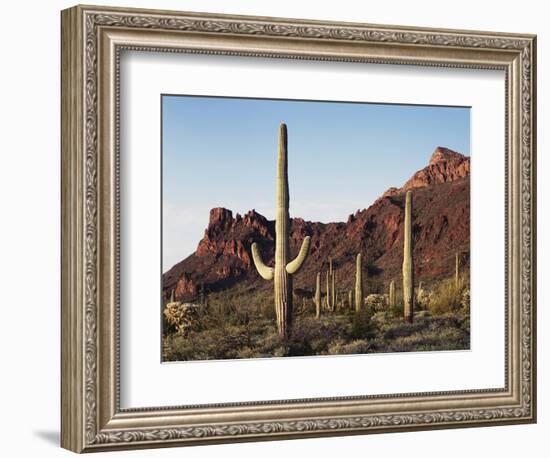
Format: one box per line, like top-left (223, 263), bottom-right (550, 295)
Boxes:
top-left (455, 252), bottom-right (460, 289)
top-left (325, 258), bottom-right (337, 311)
top-left (402, 190), bottom-right (414, 322)
top-left (325, 270), bottom-right (331, 310)
top-left (389, 280), bottom-right (396, 308)
top-left (251, 123), bottom-right (311, 339)
top-left (315, 272), bottom-right (321, 319)
top-left (355, 252), bottom-right (363, 312)
top-left (332, 267), bottom-right (336, 310)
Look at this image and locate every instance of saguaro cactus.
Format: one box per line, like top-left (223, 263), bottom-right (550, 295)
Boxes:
top-left (332, 268), bottom-right (336, 310)
top-left (455, 252), bottom-right (460, 289)
top-left (325, 270), bottom-right (330, 310)
top-left (324, 258), bottom-right (337, 311)
top-left (315, 272), bottom-right (321, 319)
top-left (251, 123), bottom-right (311, 339)
top-left (402, 190), bottom-right (414, 322)
top-left (389, 280), bottom-right (395, 308)
top-left (364, 251), bottom-right (369, 297)
top-left (355, 252), bottom-right (363, 312)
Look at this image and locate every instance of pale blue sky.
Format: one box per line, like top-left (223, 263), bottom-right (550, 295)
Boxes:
top-left (162, 95), bottom-right (470, 271)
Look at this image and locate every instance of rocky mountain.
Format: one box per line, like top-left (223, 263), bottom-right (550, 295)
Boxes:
top-left (163, 147), bottom-right (470, 301)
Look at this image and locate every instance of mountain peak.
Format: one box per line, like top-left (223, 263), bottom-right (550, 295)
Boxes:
top-left (208, 207), bottom-right (233, 229)
top-left (429, 146), bottom-right (467, 166)
top-left (383, 146), bottom-right (469, 198)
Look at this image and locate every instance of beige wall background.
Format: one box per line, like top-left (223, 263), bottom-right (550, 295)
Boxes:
top-left (0, 1), bottom-right (545, 456)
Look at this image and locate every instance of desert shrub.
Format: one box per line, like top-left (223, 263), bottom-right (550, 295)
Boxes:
top-left (255, 295), bottom-right (276, 321)
top-left (428, 278), bottom-right (466, 315)
top-left (372, 311), bottom-right (389, 322)
top-left (416, 285), bottom-right (430, 310)
top-left (370, 315), bottom-right (469, 353)
top-left (380, 318), bottom-right (428, 340)
top-left (163, 330), bottom-right (222, 361)
top-left (388, 289), bottom-right (404, 318)
top-left (459, 315), bottom-right (470, 334)
top-left (460, 288), bottom-right (470, 315)
top-left (386, 326), bottom-right (466, 352)
top-left (287, 316), bottom-right (353, 356)
top-left (254, 330), bottom-right (286, 357)
top-left (350, 307), bottom-right (376, 340)
top-left (235, 346), bottom-right (261, 359)
top-left (327, 339), bottom-right (372, 355)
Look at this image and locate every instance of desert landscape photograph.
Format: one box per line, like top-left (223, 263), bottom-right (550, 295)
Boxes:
top-left (161, 95), bottom-right (471, 362)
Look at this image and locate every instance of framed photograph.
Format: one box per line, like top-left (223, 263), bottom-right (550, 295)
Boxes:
top-left (61, 4), bottom-right (537, 453)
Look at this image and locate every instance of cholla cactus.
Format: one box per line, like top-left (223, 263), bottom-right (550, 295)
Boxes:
top-left (365, 294), bottom-right (387, 312)
top-left (251, 123), bottom-right (311, 339)
top-left (402, 190), bottom-right (414, 322)
top-left (164, 302), bottom-right (200, 336)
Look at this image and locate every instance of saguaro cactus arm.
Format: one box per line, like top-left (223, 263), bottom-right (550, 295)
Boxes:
top-left (286, 236), bottom-right (311, 274)
top-left (251, 242), bottom-right (274, 280)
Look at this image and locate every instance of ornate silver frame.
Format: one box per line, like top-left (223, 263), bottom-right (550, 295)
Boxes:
top-left (61, 4), bottom-right (537, 453)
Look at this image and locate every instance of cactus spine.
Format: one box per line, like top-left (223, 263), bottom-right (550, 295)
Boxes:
top-left (402, 190), bottom-right (414, 322)
top-left (389, 280), bottom-right (395, 308)
top-left (455, 252), bottom-right (460, 289)
top-left (355, 252), bottom-right (363, 312)
top-left (251, 123), bottom-right (311, 339)
top-left (315, 272), bottom-right (321, 318)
